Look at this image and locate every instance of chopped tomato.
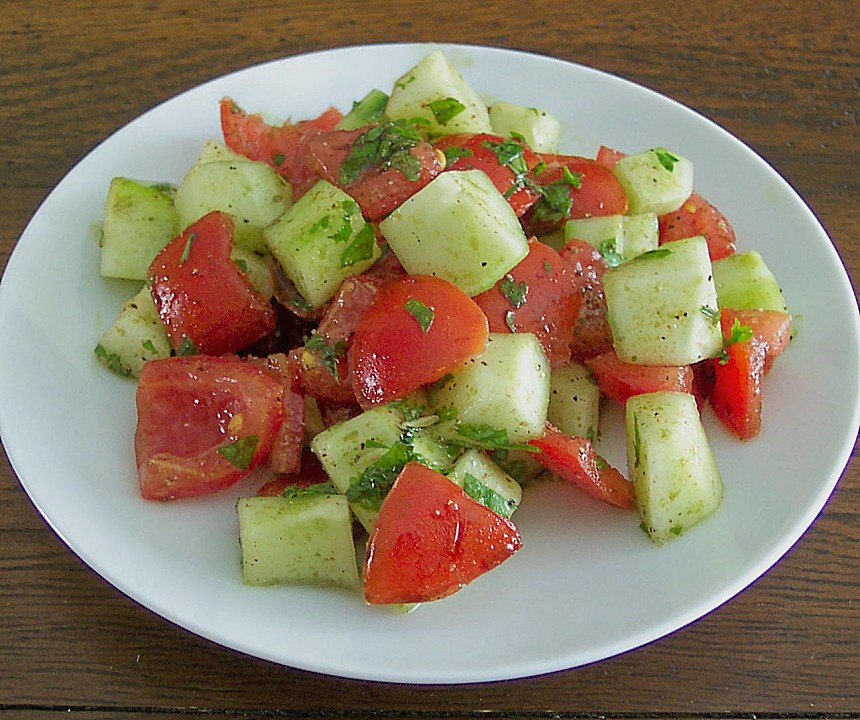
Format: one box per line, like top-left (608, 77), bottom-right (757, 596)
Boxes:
top-left (473, 239), bottom-right (581, 367)
top-left (595, 145), bottom-right (626, 169)
top-left (220, 98), bottom-right (342, 197)
top-left (523, 155), bottom-right (629, 235)
top-left (305, 127), bottom-right (443, 220)
top-left (256, 450), bottom-right (329, 497)
top-left (434, 133), bottom-right (542, 216)
top-left (134, 356), bottom-right (285, 501)
top-left (709, 308), bottom-right (793, 440)
top-left (659, 192), bottom-right (736, 261)
top-left (558, 239), bottom-right (614, 361)
top-left (586, 349), bottom-right (694, 404)
top-left (148, 211), bottom-right (276, 356)
top-left (363, 462), bottom-right (523, 605)
top-left (251, 353), bottom-right (306, 475)
top-left (528, 425), bottom-right (635, 510)
top-left (348, 274), bottom-right (489, 406)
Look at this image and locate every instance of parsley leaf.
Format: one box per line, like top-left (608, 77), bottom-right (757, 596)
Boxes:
top-left (427, 97), bottom-right (466, 125)
top-left (94, 344), bottom-right (131, 378)
top-left (345, 441), bottom-right (414, 510)
top-left (463, 473), bottom-right (517, 518)
top-left (404, 297), bottom-right (434, 332)
top-left (599, 239), bottom-right (626, 267)
top-left (340, 223), bottom-right (376, 267)
top-left (700, 305), bottom-right (721, 325)
top-left (305, 334), bottom-right (346, 379)
top-left (450, 423), bottom-right (538, 453)
top-left (339, 120), bottom-right (423, 185)
top-left (176, 336), bottom-right (199, 356)
top-left (179, 232), bottom-right (195, 264)
top-left (218, 435), bottom-right (259, 470)
top-left (281, 481), bottom-right (337, 499)
top-left (654, 148), bottom-right (680, 172)
top-left (442, 145), bottom-right (473, 165)
top-left (499, 273), bottom-right (528, 308)
top-left (718, 318), bottom-right (754, 364)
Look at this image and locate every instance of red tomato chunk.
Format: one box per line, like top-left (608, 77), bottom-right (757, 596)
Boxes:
top-left (134, 356), bottom-right (285, 501)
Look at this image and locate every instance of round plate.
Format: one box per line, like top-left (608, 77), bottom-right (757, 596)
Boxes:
top-left (1, 43), bottom-right (858, 684)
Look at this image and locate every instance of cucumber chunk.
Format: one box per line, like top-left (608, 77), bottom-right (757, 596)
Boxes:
top-left (310, 405), bottom-right (404, 533)
top-left (712, 250), bottom-right (788, 312)
top-left (264, 180), bottom-right (382, 309)
top-left (379, 169), bottom-right (529, 296)
top-left (99, 177), bottom-right (178, 281)
top-left (237, 494), bottom-right (360, 591)
top-left (447, 448), bottom-right (522, 518)
top-left (488, 101), bottom-right (561, 153)
top-left (429, 333), bottom-right (550, 443)
top-left (94, 285), bottom-right (171, 378)
top-left (626, 391), bottom-right (724, 544)
top-left (603, 236), bottom-right (723, 365)
top-left (612, 147), bottom-right (694, 215)
top-left (547, 363), bottom-right (600, 440)
top-left (174, 158), bottom-right (292, 255)
top-left (385, 49), bottom-right (492, 136)
top-left (336, 89), bottom-right (389, 130)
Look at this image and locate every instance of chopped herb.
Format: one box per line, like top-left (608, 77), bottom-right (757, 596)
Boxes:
top-left (599, 238), bottom-right (626, 267)
top-left (281, 481), bottom-right (337, 499)
top-left (451, 424), bottom-right (538, 453)
top-left (427, 97), bottom-right (466, 125)
top-left (632, 415), bottom-right (643, 468)
top-left (543, 260), bottom-right (553, 274)
top-left (395, 74), bottom-right (416, 90)
top-left (442, 145), bottom-right (473, 165)
top-left (345, 441), bottom-right (414, 510)
top-left (481, 139), bottom-right (531, 198)
top-left (529, 179), bottom-right (573, 224)
top-left (633, 247), bottom-right (673, 261)
top-left (94, 344), bottom-right (131, 378)
top-left (218, 435), bottom-right (259, 470)
top-left (594, 455), bottom-right (609, 471)
top-left (340, 223), bottom-right (376, 267)
top-left (499, 273), bottom-right (528, 308)
top-left (700, 305), bottom-right (721, 325)
top-left (654, 148), bottom-right (680, 172)
top-left (561, 165), bottom-right (583, 188)
top-left (670, 525), bottom-right (684, 536)
top-left (510, 130), bottom-right (527, 143)
top-left (463, 473), bottom-right (516, 518)
top-left (176, 335), bottom-right (199, 356)
top-left (233, 257), bottom-right (249, 274)
top-left (179, 232), bottom-right (196, 264)
top-left (272, 152), bottom-right (286, 167)
top-left (141, 339), bottom-right (157, 353)
top-left (490, 449), bottom-right (529, 485)
top-left (305, 334), bottom-right (346, 378)
top-left (339, 120), bottom-right (423, 185)
top-left (718, 318), bottom-right (754, 364)
top-left (404, 297), bottom-right (434, 332)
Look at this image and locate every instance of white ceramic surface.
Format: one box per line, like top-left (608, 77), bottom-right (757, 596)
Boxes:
top-left (1, 43), bottom-right (858, 684)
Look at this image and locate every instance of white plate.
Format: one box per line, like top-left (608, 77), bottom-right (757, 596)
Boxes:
top-left (1, 43), bottom-right (858, 684)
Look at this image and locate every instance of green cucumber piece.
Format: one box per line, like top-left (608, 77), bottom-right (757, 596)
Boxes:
top-left (712, 250), bottom-right (787, 312)
top-left (263, 180), bottom-right (381, 309)
top-left (612, 147), bottom-right (694, 215)
top-left (626, 391), bottom-right (724, 544)
top-left (99, 177), bottom-right (178, 281)
top-left (447, 448), bottom-right (522, 518)
top-left (95, 285), bottom-right (171, 378)
top-left (174, 158), bottom-right (292, 255)
top-left (547, 363), bottom-right (600, 441)
top-left (336, 89), bottom-right (389, 130)
top-left (385, 49), bottom-right (492, 136)
top-left (237, 494), bottom-right (360, 591)
top-left (603, 236), bottom-right (723, 365)
top-left (379, 169), bottom-right (529, 296)
top-left (488, 101), bottom-right (561, 153)
top-left (429, 333), bottom-right (550, 443)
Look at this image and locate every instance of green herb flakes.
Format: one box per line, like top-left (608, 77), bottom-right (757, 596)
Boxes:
top-left (339, 120), bottom-right (423, 185)
top-left (427, 97), bottom-right (466, 125)
top-left (218, 435), bottom-right (259, 470)
top-left (340, 223), bottom-right (375, 267)
top-left (599, 239), bottom-right (626, 268)
top-left (499, 273), bottom-right (528, 308)
top-left (463, 473), bottom-right (516, 518)
top-left (404, 298), bottom-right (434, 332)
top-left (654, 148), bottom-right (679, 172)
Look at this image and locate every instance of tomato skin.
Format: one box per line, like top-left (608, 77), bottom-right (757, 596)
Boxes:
top-left (473, 239), bottom-right (581, 367)
top-left (348, 274), bottom-right (489, 406)
top-left (523, 155), bottom-right (629, 235)
top-left (659, 192), bottom-right (736, 261)
top-left (595, 145), bottom-right (626, 169)
top-left (134, 356), bottom-right (285, 501)
top-left (586, 350), bottom-right (694, 404)
top-left (256, 450), bottom-right (329, 496)
top-left (558, 239), bottom-right (614, 361)
top-left (528, 425), bottom-right (635, 510)
top-left (709, 308), bottom-right (792, 440)
top-left (148, 211), bottom-right (276, 356)
top-left (306, 128), bottom-right (443, 221)
top-left (363, 462), bottom-right (522, 605)
top-left (434, 133), bottom-right (542, 216)
top-left (220, 98), bottom-right (342, 197)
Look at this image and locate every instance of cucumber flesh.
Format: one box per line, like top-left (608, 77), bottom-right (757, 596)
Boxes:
top-left (612, 147), bottom-right (694, 215)
top-left (488, 101), bottom-right (561, 153)
top-left (712, 250), bottom-right (787, 312)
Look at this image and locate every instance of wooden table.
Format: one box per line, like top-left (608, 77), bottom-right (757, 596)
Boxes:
top-left (2, 0), bottom-right (858, 715)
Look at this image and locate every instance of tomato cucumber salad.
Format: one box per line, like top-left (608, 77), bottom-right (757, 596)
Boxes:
top-left (94, 50), bottom-right (792, 606)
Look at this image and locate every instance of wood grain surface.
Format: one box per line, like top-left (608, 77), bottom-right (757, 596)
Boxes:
top-left (1, 0), bottom-right (858, 716)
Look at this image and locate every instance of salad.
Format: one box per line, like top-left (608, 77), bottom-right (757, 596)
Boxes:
top-left (93, 50), bottom-right (792, 606)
